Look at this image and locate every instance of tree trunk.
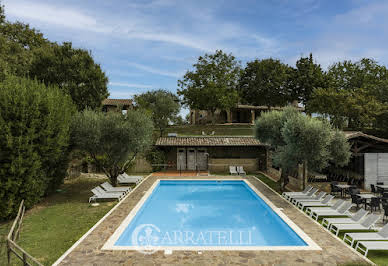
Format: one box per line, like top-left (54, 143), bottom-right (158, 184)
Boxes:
top-left (302, 160), bottom-right (307, 190)
top-left (210, 110), bottom-right (216, 124)
top-left (279, 168), bottom-right (289, 192)
top-left (109, 175), bottom-right (117, 187)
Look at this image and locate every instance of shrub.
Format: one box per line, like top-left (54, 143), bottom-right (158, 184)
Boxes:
top-left (0, 75), bottom-right (74, 220)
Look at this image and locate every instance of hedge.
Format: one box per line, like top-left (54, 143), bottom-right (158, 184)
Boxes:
top-left (0, 75), bottom-right (75, 220)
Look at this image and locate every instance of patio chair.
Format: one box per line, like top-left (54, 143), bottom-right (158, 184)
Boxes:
top-left (291, 191), bottom-right (326, 205)
top-left (118, 174), bottom-right (143, 185)
top-left (366, 197), bottom-right (381, 212)
top-left (305, 199), bottom-right (345, 216)
top-left (330, 182), bottom-right (342, 196)
top-left (344, 223), bottom-right (388, 247)
top-left (356, 241), bottom-right (388, 257)
top-left (371, 184), bottom-right (376, 195)
top-left (383, 203), bottom-right (388, 222)
top-left (237, 166), bottom-right (246, 176)
top-left (282, 185), bottom-right (312, 200)
top-left (322, 208), bottom-right (368, 229)
top-left (101, 182), bottom-right (131, 194)
top-left (287, 187), bottom-right (319, 202)
top-left (89, 187), bottom-right (125, 203)
top-left (351, 194), bottom-right (365, 210)
top-left (310, 201), bottom-right (353, 221)
top-left (229, 166), bottom-right (238, 175)
top-left (329, 214), bottom-right (380, 236)
top-left (297, 195), bottom-right (334, 210)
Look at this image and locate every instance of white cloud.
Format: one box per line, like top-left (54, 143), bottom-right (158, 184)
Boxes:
top-left (109, 82), bottom-right (154, 89)
top-left (128, 63), bottom-right (184, 78)
top-left (4, 0), bottom-right (111, 33)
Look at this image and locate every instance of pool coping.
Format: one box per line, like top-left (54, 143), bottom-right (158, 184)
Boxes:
top-left (102, 178), bottom-right (321, 251)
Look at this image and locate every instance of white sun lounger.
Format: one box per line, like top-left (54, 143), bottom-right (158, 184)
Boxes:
top-left (344, 223), bottom-right (388, 247)
top-left (237, 166), bottom-right (246, 176)
top-left (101, 182), bottom-right (131, 194)
top-left (322, 209), bottom-right (368, 229)
top-left (297, 195), bottom-right (334, 210)
top-left (282, 185), bottom-right (313, 200)
top-left (329, 214), bottom-right (380, 236)
top-left (89, 187), bottom-right (125, 203)
top-left (356, 241), bottom-right (388, 257)
top-left (310, 201), bottom-right (352, 221)
top-left (305, 199), bottom-right (345, 216)
top-left (288, 187), bottom-right (319, 201)
top-left (229, 166), bottom-right (238, 175)
top-left (118, 174), bottom-right (143, 185)
top-left (292, 191), bottom-right (326, 205)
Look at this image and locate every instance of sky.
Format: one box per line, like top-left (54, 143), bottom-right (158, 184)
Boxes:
top-left (3, 0), bottom-right (388, 117)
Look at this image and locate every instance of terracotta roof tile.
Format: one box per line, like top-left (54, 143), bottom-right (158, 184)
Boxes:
top-left (344, 131), bottom-right (388, 144)
top-left (102, 99), bottom-right (133, 106)
top-left (155, 136), bottom-right (266, 147)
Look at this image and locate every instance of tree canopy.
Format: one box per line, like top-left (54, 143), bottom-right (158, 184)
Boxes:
top-left (239, 58), bottom-right (294, 108)
top-left (178, 50), bottom-right (240, 123)
top-left (255, 107), bottom-right (351, 191)
top-left (71, 110), bottom-right (153, 186)
top-left (134, 89), bottom-right (180, 136)
top-left (308, 58), bottom-right (388, 130)
top-left (292, 53), bottom-right (326, 113)
top-left (0, 7), bottom-right (109, 111)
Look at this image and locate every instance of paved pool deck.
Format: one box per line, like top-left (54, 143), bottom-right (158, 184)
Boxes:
top-left (55, 175), bottom-right (372, 265)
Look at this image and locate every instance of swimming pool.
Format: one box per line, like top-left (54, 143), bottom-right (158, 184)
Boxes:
top-left (103, 179), bottom-right (320, 251)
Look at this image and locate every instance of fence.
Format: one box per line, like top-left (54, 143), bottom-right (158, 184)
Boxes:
top-left (7, 200), bottom-right (43, 266)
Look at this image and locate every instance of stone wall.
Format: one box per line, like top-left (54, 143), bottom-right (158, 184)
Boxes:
top-left (209, 158), bottom-right (258, 173)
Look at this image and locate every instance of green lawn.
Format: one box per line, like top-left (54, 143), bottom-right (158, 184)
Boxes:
top-left (255, 173), bottom-right (388, 265)
top-left (0, 177), bottom-right (116, 266)
top-left (163, 124), bottom-right (254, 136)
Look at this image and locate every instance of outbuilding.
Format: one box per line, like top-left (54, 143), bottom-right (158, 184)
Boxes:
top-left (155, 136), bottom-right (269, 173)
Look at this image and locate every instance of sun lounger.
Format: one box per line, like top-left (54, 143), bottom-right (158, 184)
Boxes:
top-left (292, 191), bottom-right (326, 205)
top-left (329, 214), bottom-right (380, 236)
top-left (101, 182), bottom-right (131, 194)
top-left (287, 187), bottom-right (319, 202)
top-left (282, 185), bottom-right (312, 200)
top-left (229, 166), bottom-right (238, 175)
top-left (89, 187), bottom-right (125, 203)
top-left (118, 174), bottom-right (143, 185)
top-left (305, 199), bottom-right (344, 216)
top-left (310, 201), bottom-right (352, 221)
top-left (344, 223), bottom-right (388, 247)
top-left (297, 195), bottom-right (334, 210)
top-left (356, 241), bottom-right (388, 257)
top-left (322, 209), bottom-right (368, 229)
top-left (237, 166), bottom-right (246, 176)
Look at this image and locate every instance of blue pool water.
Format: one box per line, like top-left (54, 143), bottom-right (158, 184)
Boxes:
top-left (115, 180), bottom-right (307, 247)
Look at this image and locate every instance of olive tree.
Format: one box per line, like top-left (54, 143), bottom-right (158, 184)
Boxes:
top-left (71, 110), bottom-right (153, 186)
top-left (255, 107), bottom-right (351, 191)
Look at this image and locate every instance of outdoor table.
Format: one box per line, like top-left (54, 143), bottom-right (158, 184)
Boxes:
top-left (357, 193), bottom-right (376, 209)
top-left (335, 184), bottom-right (352, 198)
top-left (376, 185), bottom-right (388, 192)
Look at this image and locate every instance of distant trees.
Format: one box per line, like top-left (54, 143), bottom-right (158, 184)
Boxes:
top-left (309, 58), bottom-right (388, 131)
top-left (71, 110), bottom-right (153, 186)
top-left (292, 54), bottom-right (326, 113)
top-left (134, 89), bottom-right (180, 136)
top-left (0, 6), bottom-right (109, 111)
top-left (178, 50), bottom-right (241, 124)
top-left (239, 58), bottom-right (294, 108)
top-left (0, 75), bottom-right (75, 220)
top-left (30, 42), bottom-right (109, 111)
top-left (255, 107), bottom-right (351, 191)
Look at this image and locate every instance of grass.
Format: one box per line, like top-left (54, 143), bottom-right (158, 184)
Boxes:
top-left (163, 124), bottom-right (254, 136)
top-left (0, 177), bottom-right (116, 266)
top-left (255, 172), bottom-right (388, 265)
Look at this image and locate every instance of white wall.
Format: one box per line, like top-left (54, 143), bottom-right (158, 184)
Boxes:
top-left (364, 153), bottom-right (388, 190)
